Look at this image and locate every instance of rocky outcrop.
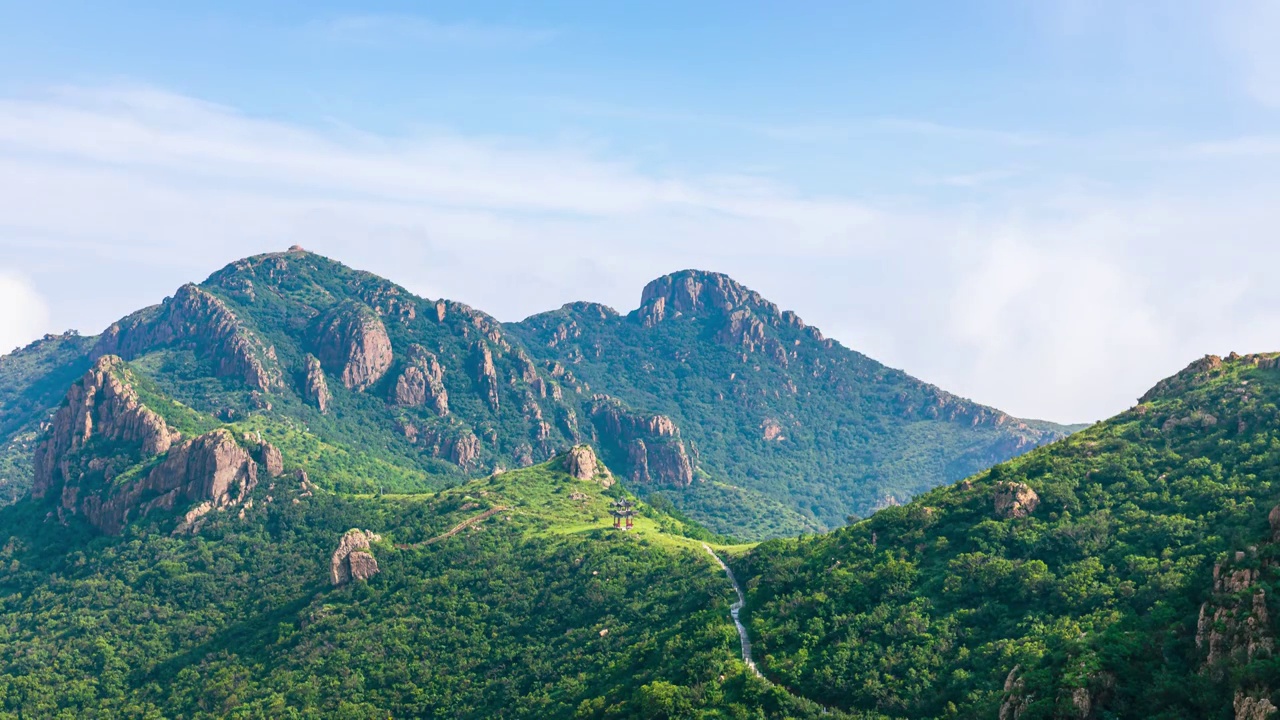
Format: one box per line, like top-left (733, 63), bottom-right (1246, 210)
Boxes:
top-left (83, 428), bottom-right (258, 534)
top-left (1235, 691), bottom-right (1277, 720)
top-left (93, 284), bottom-right (281, 392)
top-left (303, 354), bottom-right (332, 413)
top-left (391, 345), bottom-right (448, 415)
top-left (32, 357), bottom-right (263, 534)
top-left (993, 481), bottom-right (1039, 519)
top-left (400, 423), bottom-right (482, 470)
top-left (469, 342), bottom-right (501, 411)
top-left (314, 301), bottom-right (393, 392)
top-left (565, 445), bottom-right (598, 481)
top-left (638, 270), bottom-right (776, 327)
top-left (999, 666), bottom-right (1031, 720)
top-left (32, 356), bottom-right (180, 499)
top-left (330, 529), bottom-right (382, 585)
top-left (1198, 552), bottom-right (1274, 668)
top-left (257, 441), bottom-right (284, 478)
top-left (589, 397), bottom-right (694, 486)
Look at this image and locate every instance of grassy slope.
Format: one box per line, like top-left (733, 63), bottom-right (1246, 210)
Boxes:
top-left (735, 354), bottom-right (1280, 718)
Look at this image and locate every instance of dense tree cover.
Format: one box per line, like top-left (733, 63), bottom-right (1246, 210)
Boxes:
top-left (736, 354), bottom-right (1280, 718)
top-left (511, 278), bottom-right (1076, 534)
top-left (0, 455), bottom-right (838, 719)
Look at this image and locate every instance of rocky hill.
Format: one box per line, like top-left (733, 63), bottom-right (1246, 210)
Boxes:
top-left (512, 269), bottom-right (1074, 531)
top-left (734, 351), bottom-right (1280, 718)
top-left (0, 249), bottom-right (1073, 540)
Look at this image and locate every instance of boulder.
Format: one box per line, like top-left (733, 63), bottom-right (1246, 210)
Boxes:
top-left (330, 529), bottom-right (382, 585)
top-left (566, 445), bottom-right (598, 481)
top-left (993, 481), bottom-right (1039, 519)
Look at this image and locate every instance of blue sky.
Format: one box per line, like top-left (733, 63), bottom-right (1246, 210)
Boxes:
top-left (1, 0), bottom-right (1278, 422)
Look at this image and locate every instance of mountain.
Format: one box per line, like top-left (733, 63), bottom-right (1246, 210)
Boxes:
top-left (0, 249), bottom-right (1073, 540)
top-left (512, 269), bottom-right (1077, 533)
top-left (733, 351), bottom-right (1280, 718)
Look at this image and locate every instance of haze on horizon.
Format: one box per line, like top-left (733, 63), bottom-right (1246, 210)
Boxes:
top-left (2, 0), bottom-right (1279, 425)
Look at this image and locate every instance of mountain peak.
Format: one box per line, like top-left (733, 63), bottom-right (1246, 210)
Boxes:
top-left (638, 269), bottom-right (782, 327)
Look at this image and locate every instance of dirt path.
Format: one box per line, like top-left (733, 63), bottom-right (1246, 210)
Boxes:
top-left (397, 506), bottom-right (509, 549)
top-left (702, 543), bottom-right (762, 677)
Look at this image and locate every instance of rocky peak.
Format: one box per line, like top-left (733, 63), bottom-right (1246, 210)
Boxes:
top-left (93, 284), bottom-right (281, 392)
top-left (330, 529), bottom-right (382, 585)
top-left (32, 355), bottom-right (181, 500)
top-left (314, 300), bottom-right (394, 392)
top-left (637, 270), bottom-right (780, 328)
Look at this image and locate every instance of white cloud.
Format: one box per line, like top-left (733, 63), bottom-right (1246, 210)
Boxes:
top-left (0, 272), bottom-right (49, 356)
top-left (1, 84), bottom-right (1279, 423)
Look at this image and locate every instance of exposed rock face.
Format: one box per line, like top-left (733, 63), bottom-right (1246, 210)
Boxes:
top-left (32, 358), bottom-right (262, 534)
top-left (314, 301), bottom-right (393, 391)
top-left (32, 356), bottom-right (180, 499)
top-left (93, 284), bottom-right (280, 392)
top-left (303, 354), bottom-right (332, 414)
top-left (330, 529), bottom-right (382, 585)
top-left (80, 428), bottom-right (257, 535)
top-left (993, 481), bottom-right (1039, 519)
top-left (392, 345), bottom-right (449, 415)
top-left (470, 342), bottom-right (500, 411)
top-left (565, 445), bottom-right (598, 481)
top-left (1197, 555), bottom-right (1274, 668)
top-left (589, 397), bottom-right (694, 486)
top-left (999, 666), bottom-right (1030, 720)
top-left (638, 270), bottom-right (771, 327)
top-left (402, 424), bottom-right (482, 470)
top-left (1235, 691), bottom-right (1277, 720)
top-left (257, 442), bottom-right (284, 478)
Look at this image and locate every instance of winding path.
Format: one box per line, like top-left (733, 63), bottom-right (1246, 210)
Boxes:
top-left (702, 544), bottom-right (762, 678)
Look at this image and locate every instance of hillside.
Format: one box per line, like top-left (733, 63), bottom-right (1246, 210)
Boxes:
top-left (0, 350), bottom-right (841, 717)
top-left (511, 270), bottom-right (1075, 532)
top-left (735, 352), bottom-right (1280, 718)
top-left (0, 249), bottom-right (1073, 540)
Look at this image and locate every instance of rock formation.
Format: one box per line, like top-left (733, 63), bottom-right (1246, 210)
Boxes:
top-left (391, 345), bottom-right (449, 415)
top-left (1198, 554), bottom-right (1274, 668)
top-left (92, 284), bottom-right (281, 392)
top-left (470, 342), bottom-right (500, 411)
top-left (303, 354), bottom-right (332, 413)
top-left (1235, 692), bottom-right (1277, 720)
top-left (31, 357), bottom-right (262, 534)
top-left (257, 441), bottom-right (284, 478)
top-left (330, 529), bottom-right (382, 585)
top-left (565, 445), bottom-right (598, 481)
top-left (993, 481), bottom-right (1039, 519)
top-left (589, 397), bottom-right (694, 486)
top-left (402, 424), bottom-right (482, 470)
top-left (314, 300), bottom-right (394, 392)
top-left (32, 356), bottom-right (181, 499)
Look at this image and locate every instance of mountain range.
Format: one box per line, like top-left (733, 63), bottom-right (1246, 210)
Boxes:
top-left (0, 247), bottom-right (1075, 540)
top-left (2, 248), bottom-right (1271, 718)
